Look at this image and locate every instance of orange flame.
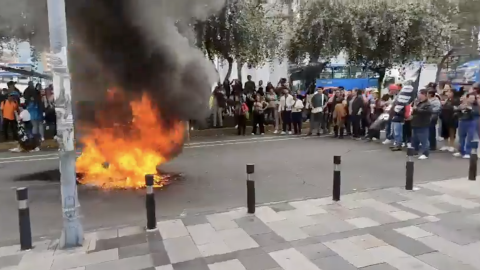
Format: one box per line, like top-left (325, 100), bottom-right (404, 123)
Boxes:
top-left (76, 90), bottom-right (185, 189)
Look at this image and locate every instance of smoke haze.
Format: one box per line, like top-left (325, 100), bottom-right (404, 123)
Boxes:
top-left (67, 0), bottom-right (223, 124)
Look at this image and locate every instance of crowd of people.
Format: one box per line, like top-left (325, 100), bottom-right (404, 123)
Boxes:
top-left (211, 76), bottom-right (480, 161)
top-left (0, 81), bottom-right (56, 151)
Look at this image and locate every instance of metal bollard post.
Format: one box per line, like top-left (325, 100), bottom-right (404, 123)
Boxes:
top-left (406, 147), bottom-right (414, 190)
top-left (145, 175), bottom-right (156, 231)
top-left (16, 187), bottom-right (32, 250)
top-left (246, 164), bottom-right (255, 214)
top-left (333, 156), bottom-right (341, 201)
top-left (469, 142), bottom-right (478, 181)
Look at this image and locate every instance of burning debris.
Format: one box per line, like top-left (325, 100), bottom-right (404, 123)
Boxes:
top-left (65, 0), bottom-right (222, 189)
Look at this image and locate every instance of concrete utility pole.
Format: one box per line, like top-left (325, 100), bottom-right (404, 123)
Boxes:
top-left (46, 0), bottom-right (84, 248)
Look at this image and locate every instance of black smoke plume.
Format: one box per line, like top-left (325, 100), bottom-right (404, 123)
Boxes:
top-left (67, 0), bottom-right (222, 126)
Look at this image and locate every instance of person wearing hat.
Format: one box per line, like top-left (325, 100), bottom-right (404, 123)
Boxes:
top-left (1, 92), bottom-right (19, 141)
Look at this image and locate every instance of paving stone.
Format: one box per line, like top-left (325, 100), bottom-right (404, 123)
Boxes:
top-left (278, 210), bottom-right (323, 227)
top-left (310, 213), bottom-right (356, 233)
top-left (345, 217), bottom-right (380, 228)
top-left (368, 189), bottom-right (409, 204)
top-left (0, 254), bottom-right (23, 269)
top-left (269, 248), bottom-right (321, 270)
top-left (295, 243), bottom-right (336, 260)
top-left (389, 210), bottom-right (420, 221)
top-left (353, 207), bottom-right (399, 224)
top-left (171, 258), bottom-right (209, 270)
top-left (86, 254), bottom-right (154, 270)
top-left (289, 237), bottom-right (322, 247)
top-left (387, 255), bottom-right (438, 270)
top-left (359, 263), bottom-right (399, 270)
top-left (238, 252), bottom-right (280, 270)
top-left (312, 255), bottom-right (357, 270)
top-left (398, 200), bottom-right (447, 216)
top-left (302, 223), bottom-right (334, 237)
top-left (347, 234), bottom-right (387, 249)
top-left (157, 220), bottom-right (189, 240)
top-left (415, 235), bottom-right (462, 262)
top-left (95, 229), bottom-right (118, 240)
top-left (207, 213), bottom-right (238, 231)
top-left (94, 233), bottom-right (147, 252)
top-left (322, 204), bottom-right (360, 219)
top-left (419, 223), bottom-right (478, 245)
top-left (163, 236), bottom-right (201, 264)
top-left (197, 240), bottom-right (231, 257)
top-left (265, 220), bottom-right (309, 241)
top-left (323, 239), bottom-right (382, 268)
top-left (156, 265), bottom-right (174, 270)
top-left (147, 231), bottom-right (163, 243)
top-left (433, 202), bottom-right (465, 212)
top-left (366, 245), bottom-right (410, 262)
top-left (51, 248), bottom-right (119, 270)
top-left (151, 247), bottom-right (171, 267)
top-left (181, 215), bottom-right (209, 227)
top-left (118, 243), bottom-right (151, 259)
top-left (269, 203), bottom-right (296, 212)
top-left (203, 251), bottom-right (239, 265)
top-left (416, 251), bottom-right (477, 270)
top-left (390, 202), bottom-right (428, 217)
top-left (369, 229), bottom-right (436, 256)
top-left (251, 233), bottom-right (286, 247)
top-left (261, 242), bottom-right (292, 253)
top-left (289, 200), bottom-right (327, 215)
top-left (423, 216), bottom-right (440, 222)
top-left (208, 259), bottom-right (246, 270)
top-left (218, 228), bottom-right (259, 251)
top-left (394, 226), bottom-right (433, 239)
top-left (118, 226), bottom-right (144, 237)
top-left (235, 216), bottom-right (273, 236)
top-left (255, 207), bottom-right (286, 223)
top-left (187, 223), bottom-right (222, 246)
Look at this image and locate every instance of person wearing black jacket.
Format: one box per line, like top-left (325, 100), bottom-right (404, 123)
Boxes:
top-left (411, 89), bottom-right (433, 160)
top-left (439, 88), bottom-right (460, 152)
top-left (347, 89), bottom-right (364, 138)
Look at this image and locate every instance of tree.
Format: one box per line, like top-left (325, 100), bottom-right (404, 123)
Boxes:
top-left (196, 0), bottom-right (285, 82)
top-left (288, 0), bottom-right (344, 65)
top-left (340, 0), bottom-right (454, 87)
top-left (0, 0), bottom-right (49, 55)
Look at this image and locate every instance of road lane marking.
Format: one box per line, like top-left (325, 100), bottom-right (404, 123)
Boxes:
top-left (186, 136), bottom-right (281, 145)
top-left (0, 136), bottom-right (309, 164)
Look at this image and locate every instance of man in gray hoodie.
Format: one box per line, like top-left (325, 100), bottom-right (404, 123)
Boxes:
top-left (428, 89), bottom-right (441, 151)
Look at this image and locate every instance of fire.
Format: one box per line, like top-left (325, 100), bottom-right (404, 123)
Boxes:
top-left (76, 90), bottom-right (185, 189)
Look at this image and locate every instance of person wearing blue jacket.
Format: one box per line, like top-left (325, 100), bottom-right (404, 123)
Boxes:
top-left (454, 93), bottom-right (479, 159)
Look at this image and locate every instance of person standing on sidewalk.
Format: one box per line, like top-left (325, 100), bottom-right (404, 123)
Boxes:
top-left (428, 90), bottom-right (441, 151)
top-left (347, 89), bottom-right (364, 139)
top-left (265, 85), bottom-right (279, 133)
top-left (251, 95), bottom-right (268, 135)
top-left (411, 89), bottom-right (433, 160)
top-left (454, 93), bottom-right (479, 159)
top-left (439, 87), bottom-right (459, 152)
top-left (1, 93), bottom-right (19, 142)
top-left (278, 88), bottom-right (294, 135)
top-left (212, 84), bottom-right (226, 128)
top-left (291, 94), bottom-right (304, 135)
top-left (308, 87), bottom-right (326, 136)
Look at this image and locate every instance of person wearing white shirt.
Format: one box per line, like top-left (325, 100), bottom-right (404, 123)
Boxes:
top-left (278, 89), bottom-right (295, 134)
top-left (291, 94), bottom-right (304, 135)
top-left (18, 104), bottom-right (32, 134)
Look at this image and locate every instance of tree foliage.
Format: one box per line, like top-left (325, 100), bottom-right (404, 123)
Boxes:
top-left (196, 0), bottom-right (286, 81)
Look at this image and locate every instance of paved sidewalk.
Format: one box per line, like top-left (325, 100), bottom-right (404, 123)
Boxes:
top-left (3, 178), bottom-right (480, 270)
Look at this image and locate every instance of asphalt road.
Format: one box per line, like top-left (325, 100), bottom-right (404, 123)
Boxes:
top-left (0, 134), bottom-right (473, 244)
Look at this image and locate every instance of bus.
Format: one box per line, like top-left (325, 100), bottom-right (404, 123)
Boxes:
top-left (450, 60), bottom-right (480, 90)
top-left (289, 63), bottom-right (379, 92)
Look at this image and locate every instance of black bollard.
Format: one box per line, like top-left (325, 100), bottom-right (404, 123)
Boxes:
top-left (469, 143), bottom-right (478, 181)
top-left (333, 156), bottom-right (341, 201)
top-left (16, 187), bottom-right (32, 250)
top-left (406, 147), bottom-right (414, 190)
top-left (145, 175), bottom-right (157, 230)
top-left (246, 164), bottom-right (255, 214)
